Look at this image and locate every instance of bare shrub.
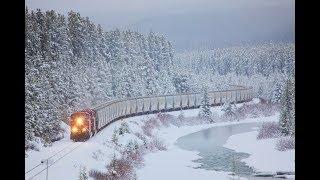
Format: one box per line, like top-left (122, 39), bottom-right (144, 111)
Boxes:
top-left (106, 155), bottom-right (135, 180)
top-left (236, 102), bottom-right (279, 119)
top-left (141, 118), bottom-right (160, 137)
top-left (89, 170), bottom-right (109, 180)
top-left (170, 115), bottom-right (183, 127)
top-left (257, 122), bottom-right (281, 139)
top-left (276, 136), bottom-right (295, 151)
top-left (147, 138), bottom-right (167, 152)
top-left (90, 145), bottom-right (146, 180)
top-left (156, 113), bottom-right (172, 127)
top-left (122, 147), bottom-right (145, 169)
top-left (134, 132), bottom-right (146, 142)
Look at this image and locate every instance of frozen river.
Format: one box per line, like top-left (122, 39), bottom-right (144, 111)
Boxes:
top-left (176, 122), bottom-right (293, 179)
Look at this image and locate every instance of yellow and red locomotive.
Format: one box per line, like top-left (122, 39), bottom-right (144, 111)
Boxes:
top-left (69, 109), bottom-right (96, 141)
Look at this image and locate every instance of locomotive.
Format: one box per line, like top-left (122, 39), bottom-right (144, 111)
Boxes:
top-left (69, 109), bottom-right (97, 141)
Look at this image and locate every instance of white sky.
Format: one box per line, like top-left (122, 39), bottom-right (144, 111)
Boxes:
top-left (25, 0), bottom-right (294, 29)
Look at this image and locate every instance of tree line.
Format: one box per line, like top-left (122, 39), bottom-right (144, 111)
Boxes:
top-left (25, 8), bottom-right (175, 148)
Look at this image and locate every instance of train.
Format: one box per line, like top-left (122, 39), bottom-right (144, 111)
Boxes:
top-left (69, 87), bottom-right (253, 141)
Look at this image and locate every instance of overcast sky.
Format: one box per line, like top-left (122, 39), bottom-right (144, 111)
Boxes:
top-left (26, 0), bottom-right (294, 51)
top-left (26, 0), bottom-right (294, 29)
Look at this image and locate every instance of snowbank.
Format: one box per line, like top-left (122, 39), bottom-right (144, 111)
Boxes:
top-left (224, 131), bottom-right (295, 173)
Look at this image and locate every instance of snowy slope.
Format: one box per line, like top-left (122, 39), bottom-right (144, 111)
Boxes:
top-left (25, 99), bottom-right (293, 180)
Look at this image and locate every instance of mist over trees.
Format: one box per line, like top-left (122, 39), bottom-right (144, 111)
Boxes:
top-left (25, 8), bottom-right (294, 149)
top-left (173, 43), bottom-right (294, 101)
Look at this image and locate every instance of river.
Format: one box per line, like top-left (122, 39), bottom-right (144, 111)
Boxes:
top-left (175, 122), bottom-right (293, 179)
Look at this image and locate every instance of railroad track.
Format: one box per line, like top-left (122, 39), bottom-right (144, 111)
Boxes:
top-left (25, 141), bottom-right (85, 180)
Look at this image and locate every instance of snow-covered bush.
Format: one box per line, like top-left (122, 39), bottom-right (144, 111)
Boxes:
top-left (78, 166), bottom-right (88, 180)
top-left (221, 101), bottom-right (238, 121)
top-left (276, 136), bottom-right (295, 151)
top-left (176, 110), bottom-right (185, 126)
top-left (141, 118), bottom-right (160, 137)
top-left (134, 132), bottom-right (148, 150)
top-left (91, 153), bottom-right (137, 180)
top-left (178, 111), bottom-right (184, 120)
top-left (25, 139), bottom-right (40, 152)
top-left (89, 170), bottom-right (107, 180)
top-left (111, 128), bottom-right (119, 144)
top-left (124, 140), bottom-right (139, 152)
top-left (236, 101), bottom-right (279, 119)
top-left (118, 121), bottom-right (131, 135)
top-left (156, 113), bottom-right (171, 127)
top-left (257, 122), bottom-right (281, 139)
top-left (122, 141), bottom-right (145, 169)
top-left (147, 138), bottom-right (167, 152)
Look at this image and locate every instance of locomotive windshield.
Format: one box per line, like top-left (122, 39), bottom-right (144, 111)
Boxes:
top-left (69, 109), bottom-right (96, 141)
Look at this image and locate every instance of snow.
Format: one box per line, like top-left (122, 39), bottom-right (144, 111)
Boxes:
top-left (224, 131), bottom-right (295, 173)
top-left (247, 98), bottom-right (260, 104)
top-left (137, 148), bottom-right (238, 180)
top-left (136, 112), bottom-right (281, 180)
top-left (25, 100), bottom-right (293, 180)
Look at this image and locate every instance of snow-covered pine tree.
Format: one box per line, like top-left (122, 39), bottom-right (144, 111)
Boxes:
top-left (118, 121), bottom-right (130, 135)
top-left (279, 78), bottom-right (294, 136)
top-left (271, 81), bottom-right (283, 103)
top-left (289, 74), bottom-right (295, 136)
top-left (221, 100), bottom-right (237, 121)
top-left (178, 110), bottom-right (185, 122)
top-left (198, 86), bottom-right (213, 122)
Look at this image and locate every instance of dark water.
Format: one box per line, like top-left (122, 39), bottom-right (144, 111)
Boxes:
top-left (175, 122), bottom-right (262, 176)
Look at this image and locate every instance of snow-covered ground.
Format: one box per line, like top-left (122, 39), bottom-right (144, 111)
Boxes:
top-left (136, 114), bottom-right (281, 180)
top-left (25, 99), bottom-right (294, 180)
top-left (224, 131), bottom-right (295, 173)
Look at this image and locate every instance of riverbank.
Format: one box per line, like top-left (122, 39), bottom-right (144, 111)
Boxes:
top-left (224, 130), bottom-right (295, 178)
top-left (136, 114), bottom-right (280, 180)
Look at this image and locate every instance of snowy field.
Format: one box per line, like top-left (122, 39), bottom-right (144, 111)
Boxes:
top-left (25, 99), bottom-right (294, 180)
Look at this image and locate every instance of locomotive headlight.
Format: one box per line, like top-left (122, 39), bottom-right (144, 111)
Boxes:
top-left (71, 127), bottom-right (78, 133)
top-left (76, 117), bottom-right (84, 126)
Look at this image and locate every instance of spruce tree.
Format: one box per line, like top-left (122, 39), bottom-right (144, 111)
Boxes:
top-left (221, 101), bottom-right (237, 121)
top-left (199, 87), bottom-right (213, 122)
top-left (279, 78), bottom-right (294, 136)
top-left (178, 110), bottom-right (185, 123)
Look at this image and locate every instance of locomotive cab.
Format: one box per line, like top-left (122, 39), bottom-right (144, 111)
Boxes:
top-left (69, 109), bottom-right (96, 141)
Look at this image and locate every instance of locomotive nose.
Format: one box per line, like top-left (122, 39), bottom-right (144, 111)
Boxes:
top-left (71, 126), bottom-right (78, 133)
top-left (76, 117), bottom-right (84, 126)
